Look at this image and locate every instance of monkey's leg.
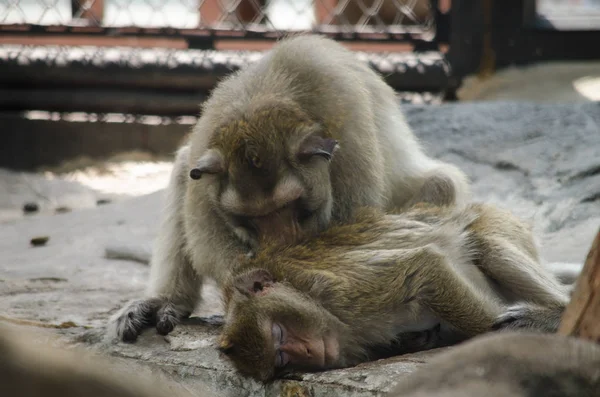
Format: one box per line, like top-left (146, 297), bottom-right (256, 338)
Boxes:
top-left (477, 237), bottom-right (569, 333)
top-left (405, 245), bottom-right (503, 336)
top-left (111, 146), bottom-right (202, 342)
top-left (479, 237), bottom-right (568, 305)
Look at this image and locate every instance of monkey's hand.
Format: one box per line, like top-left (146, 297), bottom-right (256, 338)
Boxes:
top-left (492, 303), bottom-right (564, 334)
top-left (372, 324), bottom-right (442, 358)
top-left (397, 325), bottom-right (442, 352)
top-left (110, 298), bottom-right (192, 343)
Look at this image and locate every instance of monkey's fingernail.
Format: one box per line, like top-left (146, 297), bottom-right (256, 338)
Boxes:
top-left (156, 320), bottom-right (174, 335)
top-left (122, 329), bottom-right (138, 343)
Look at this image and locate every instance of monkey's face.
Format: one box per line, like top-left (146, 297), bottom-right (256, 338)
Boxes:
top-left (219, 269), bottom-right (341, 382)
top-left (190, 104), bottom-right (339, 248)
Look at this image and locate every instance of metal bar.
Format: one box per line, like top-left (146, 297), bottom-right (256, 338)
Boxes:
top-left (0, 35), bottom-right (189, 48)
top-left (0, 23), bottom-right (430, 43)
top-left (431, 0), bottom-right (450, 44)
top-left (0, 88), bottom-right (208, 116)
top-left (444, 0), bottom-right (485, 96)
top-left (0, 45), bottom-right (450, 94)
top-left (522, 0), bottom-right (537, 26)
top-left (0, 111), bottom-right (192, 171)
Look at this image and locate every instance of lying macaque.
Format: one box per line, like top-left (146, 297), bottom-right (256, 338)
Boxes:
top-left (388, 331), bottom-right (600, 397)
top-left (218, 203), bottom-right (571, 381)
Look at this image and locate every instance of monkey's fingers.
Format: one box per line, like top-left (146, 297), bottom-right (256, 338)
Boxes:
top-left (114, 298), bottom-right (163, 343)
top-left (493, 303), bottom-right (564, 334)
top-left (155, 303), bottom-right (191, 336)
top-left (396, 324), bottom-right (442, 352)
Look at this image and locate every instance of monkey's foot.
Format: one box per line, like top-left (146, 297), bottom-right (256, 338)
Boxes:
top-left (112, 298), bottom-right (191, 343)
top-left (492, 303), bottom-right (564, 333)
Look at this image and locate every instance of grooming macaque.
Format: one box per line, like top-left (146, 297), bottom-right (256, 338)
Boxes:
top-left (218, 203), bottom-right (570, 382)
top-left (0, 325), bottom-right (210, 397)
top-left (387, 331), bottom-right (600, 397)
top-left (109, 34), bottom-right (470, 342)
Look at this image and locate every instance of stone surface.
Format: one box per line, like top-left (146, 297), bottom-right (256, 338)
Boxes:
top-left (1, 101), bottom-right (599, 396)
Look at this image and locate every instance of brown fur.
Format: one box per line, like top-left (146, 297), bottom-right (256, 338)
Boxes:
top-left (219, 203), bottom-right (569, 381)
top-left (388, 331), bottom-right (600, 397)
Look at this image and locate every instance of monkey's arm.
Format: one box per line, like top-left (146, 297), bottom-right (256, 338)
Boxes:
top-left (109, 146), bottom-right (202, 342)
top-left (398, 245), bottom-right (503, 337)
top-left (469, 206), bottom-right (571, 332)
top-left (483, 236), bottom-right (568, 332)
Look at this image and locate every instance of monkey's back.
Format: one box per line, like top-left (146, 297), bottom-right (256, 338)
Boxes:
top-left (240, 204), bottom-right (484, 343)
top-left (248, 205), bottom-right (476, 274)
top-left (247, 203), bottom-right (535, 277)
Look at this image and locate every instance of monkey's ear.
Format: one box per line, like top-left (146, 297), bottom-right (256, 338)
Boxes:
top-left (190, 149), bottom-right (225, 180)
top-left (297, 135), bottom-right (339, 162)
top-left (234, 269), bottom-right (275, 298)
top-left (218, 335), bottom-right (235, 355)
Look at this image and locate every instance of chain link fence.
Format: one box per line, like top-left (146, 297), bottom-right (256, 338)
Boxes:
top-left (0, 0), bottom-right (434, 36)
top-left (0, 1), bottom-right (449, 115)
top-left (0, 1), bottom-right (449, 169)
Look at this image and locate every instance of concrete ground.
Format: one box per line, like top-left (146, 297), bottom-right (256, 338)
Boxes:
top-left (1, 100), bottom-right (599, 396)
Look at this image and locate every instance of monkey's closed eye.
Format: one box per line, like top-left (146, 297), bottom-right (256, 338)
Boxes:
top-left (273, 323), bottom-right (289, 368)
top-left (272, 323), bottom-right (286, 347)
top-left (297, 136), bottom-right (339, 162)
top-left (275, 350), bottom-right (290, 368)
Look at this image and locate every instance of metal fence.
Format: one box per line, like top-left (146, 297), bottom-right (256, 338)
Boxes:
top-left (0, 0), bottom-right (451, 119)
top-left (1, 0), bottom-right (599, 169)
top-left (0, 0), bottom-right (437, 42)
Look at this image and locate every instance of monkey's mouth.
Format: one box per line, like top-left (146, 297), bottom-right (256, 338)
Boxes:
top-left (235, 202), bottom-right (311, 246)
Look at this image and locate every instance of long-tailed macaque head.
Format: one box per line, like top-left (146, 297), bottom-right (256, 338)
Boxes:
top-left (189, 100), bottom-right (339, 248)
top-left (218, 268), bottom-right (343, 382)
